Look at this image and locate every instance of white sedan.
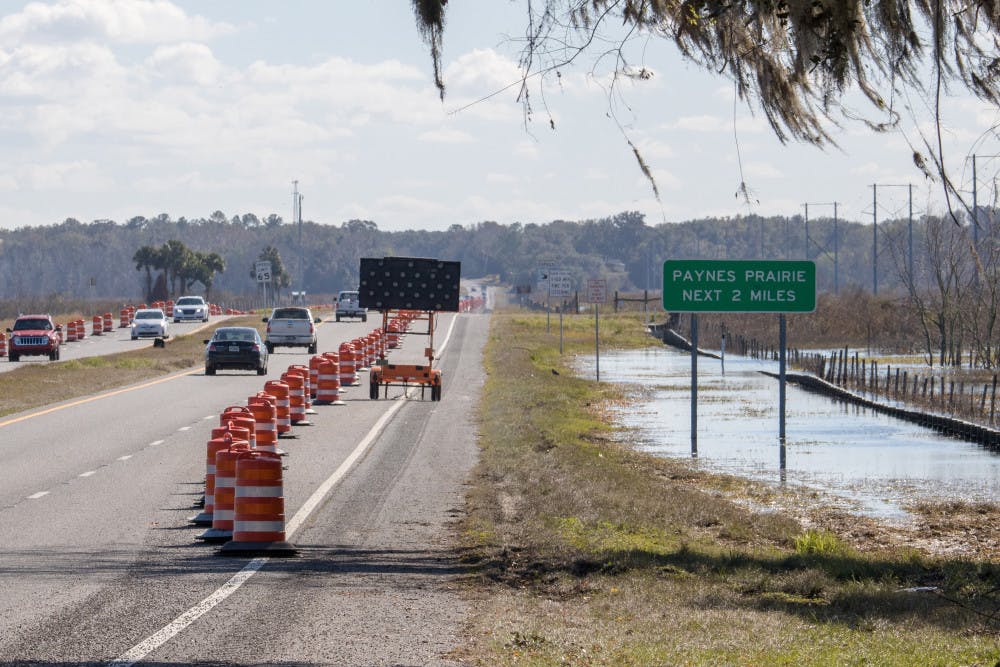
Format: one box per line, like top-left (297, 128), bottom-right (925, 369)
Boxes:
top-left (130, 309), bottom-right (169, 340)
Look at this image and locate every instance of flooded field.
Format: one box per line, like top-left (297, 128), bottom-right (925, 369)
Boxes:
top-left (579, 346), bottom-right (1000, 519)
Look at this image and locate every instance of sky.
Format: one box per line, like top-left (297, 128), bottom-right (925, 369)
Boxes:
top-left (0, 0), bottom-right (997, 232)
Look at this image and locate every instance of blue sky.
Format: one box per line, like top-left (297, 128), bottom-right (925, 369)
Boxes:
top-left (0, 0), bottom-right (996, 231)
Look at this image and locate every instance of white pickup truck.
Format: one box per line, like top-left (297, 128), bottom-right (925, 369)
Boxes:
top-left (263, 306), bottom-right (320, 354)
top-left (335, 290), bottom-right (367, 322)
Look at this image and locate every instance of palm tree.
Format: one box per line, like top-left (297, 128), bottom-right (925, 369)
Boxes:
top-left (132, 245), bottom-right (158, 301)
top-left (159, 239), bottom-right (190, 297)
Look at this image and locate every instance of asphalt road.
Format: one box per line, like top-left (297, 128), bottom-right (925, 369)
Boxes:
top-left (0, 317), bottom-right (226, 374)
top-left (0, 308), bottom-right (486, 666)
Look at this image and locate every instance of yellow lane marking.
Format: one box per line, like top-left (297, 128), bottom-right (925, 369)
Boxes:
top-left (0, 368), bottom-right (199, 429)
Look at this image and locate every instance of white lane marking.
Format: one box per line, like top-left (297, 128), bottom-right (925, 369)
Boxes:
top-left (27, 491), bottom-right (49, 499)
top-left (117, 455), bottom-right (132, 461)
top-left (107, 558), bottom-right (267, 667)
top-left (108, 312), bottom-right (461, 666)
top-left (149, 440), bottom-right (164, 447)
top-left (202, 415), bottom-right (214, 420)
top-left (79, 471), bottom-right (97, 478)
top-left (177, 426), bottom-right (191, 432)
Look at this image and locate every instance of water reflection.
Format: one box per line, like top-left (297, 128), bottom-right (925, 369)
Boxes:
top-left (579, 347), bottom-right (1000, 518)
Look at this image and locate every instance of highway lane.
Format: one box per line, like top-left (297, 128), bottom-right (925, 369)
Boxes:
top-left (0, 309), bottom-right (484, 665)
top-left (0, 316), bottom-right (228, 374)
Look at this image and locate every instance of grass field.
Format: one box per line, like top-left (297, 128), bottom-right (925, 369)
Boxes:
top-left (456, 310), bottom-right (1000, 666)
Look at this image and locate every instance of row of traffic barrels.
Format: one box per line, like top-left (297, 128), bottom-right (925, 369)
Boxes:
top-left (190, 314), bottom-right (418, 556)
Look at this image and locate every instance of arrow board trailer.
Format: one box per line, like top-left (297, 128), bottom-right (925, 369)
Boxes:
top-left (358, 256), bottom-right (461, 401)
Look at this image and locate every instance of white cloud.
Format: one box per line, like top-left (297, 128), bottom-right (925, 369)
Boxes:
top-left (486, 172), bottom-right (517, 184)
top-left (417, 128), bottom-right (475, 144)
top-left (0, 0), bottom-right (236, 45)
top-left (744, 161), bottom-right (783, 179)
top-left (640, 168), bottom-right (681, 191)
top-left (444, 48), bottom-right (520, 92)
top-left (666, 114), bottom-right (765, 134)
top-left (513, 140), bottom-right (539, 159)
top-left (22, 159), bottom-right (113, 191)
top-left (145, 42), bottom-right (222, 86)
top-left (635, 138), bottom-right (673, 159)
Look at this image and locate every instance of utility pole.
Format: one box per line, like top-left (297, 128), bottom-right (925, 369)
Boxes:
top-left (872, 184), bottom-right (878, 294)
top-left (293, 180), bottom-right (304, 301)
top-left (871, 183), bottom-right (913, 295)
top-left (803, 201), bottom-right (840, 293)
top-left (973, 155), bottom-right (978, 247)
top-left (803, 203), bottom-right (809, 259)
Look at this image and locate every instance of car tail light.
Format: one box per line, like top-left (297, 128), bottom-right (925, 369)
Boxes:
top-left (266, 323), bottom-right (271, 333)
top-left (309, 323), bottom-right (314, 334)
top-left (208, 344), bottom-right (217, 352)
top-left (252, 344), bottom-right (260, 352)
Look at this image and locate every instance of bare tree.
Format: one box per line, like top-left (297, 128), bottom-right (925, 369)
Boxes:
top-left (413, 1), bottom-right (1000, 211)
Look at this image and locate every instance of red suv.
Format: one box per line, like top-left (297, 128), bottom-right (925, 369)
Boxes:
top-left (6, 314), bottom-right (62, 362)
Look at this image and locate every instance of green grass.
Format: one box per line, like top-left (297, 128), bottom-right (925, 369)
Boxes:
top-left (457, 309), bottom-right (1000, 666)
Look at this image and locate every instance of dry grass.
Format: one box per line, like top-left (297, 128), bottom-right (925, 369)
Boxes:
top-left (0, 316), bottom-right (263, 419)
top-left (456, 310), bottom-right (1000, 666)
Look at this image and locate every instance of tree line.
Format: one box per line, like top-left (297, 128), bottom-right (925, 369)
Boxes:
top-left (2, 207), bottom-right (999, 365)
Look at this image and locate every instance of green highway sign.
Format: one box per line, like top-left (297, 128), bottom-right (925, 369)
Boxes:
top-left (662, 260), bottom-right (816, 313)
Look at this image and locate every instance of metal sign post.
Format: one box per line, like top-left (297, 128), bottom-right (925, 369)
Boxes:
top-left (690, 313), bottom-right (698, 457)
top-left (586, 279), bottom-right (606, 382)
top-left (662, 260), bottom-right (816, 469)
top-left (549, 270), bottom-right (572, 348)
top-left (255, 260), bottom-right (272, 306)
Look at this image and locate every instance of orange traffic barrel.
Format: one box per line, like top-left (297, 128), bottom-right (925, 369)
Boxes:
top-left (218, 451), bottom-right (296, 556)
top-left (308, 355), bottom-right (325, 399)
top-left (0, 332), bottom-right (6, 358)
top-left (387, 321), bottom-right (401, 348)
top-left (339, 342), bottom-right (359, 386)
top-left (119, 308), bottom-right (130, 328)
top-left (65, 321), bottom-right (77, 342)
top-left (75, 319), bottom-right (86, 339)
top-left (221, 406), bottom-right (257, 448)
top-left (199, 439), bottom-right (251, 542)
top-left (92, 315), bottom-right (103, 335)
top-left (212, 422), bottom-right (250, 445)
top-left (103, 312), bottom-right (113, 331)
top-left (281, 371), bottom-right (307, 424)
top-left (190, 432), bottom-right (236, 526)
top-left (165, 300), bottom-right (174, 317)
top-left (264, 380), bottom-right (291, 435)
top-left (248, 395), bottom-right (278, 454)
top-left (287, 364), bottom-right (313, 410)
top-left (315, 357), bottom-right (344, 405)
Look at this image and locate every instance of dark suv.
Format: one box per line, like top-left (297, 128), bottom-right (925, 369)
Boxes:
top-left (7, 314), bottom-right (62, 362)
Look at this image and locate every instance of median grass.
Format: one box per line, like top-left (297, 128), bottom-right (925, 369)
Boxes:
top-left (457, 310), bottom-right (1000, 666)
top-left (0, 316), bottom-right (263, 419)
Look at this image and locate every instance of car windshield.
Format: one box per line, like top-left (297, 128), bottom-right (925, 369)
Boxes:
top-left (135, 311), bottom-right (163, 320)
top-left (177, 297), bottom-right (203, 305)
top-left (214, 329), bottom-right (256, 343)
top-left (272, 308), bottom-right (309, 319)
top-left (339, 292), bottom-right (357, 301)
top-left (13, 318), bottom-right (51, 331)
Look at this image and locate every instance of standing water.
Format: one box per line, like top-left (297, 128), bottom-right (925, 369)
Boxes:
top-left (578, 346), bottom-right (1000, 518)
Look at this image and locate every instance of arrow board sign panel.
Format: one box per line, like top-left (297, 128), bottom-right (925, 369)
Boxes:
top-left (662, 259), bottom-right (816, 313)
top-left (358, 256), bottom-right (461, 312)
